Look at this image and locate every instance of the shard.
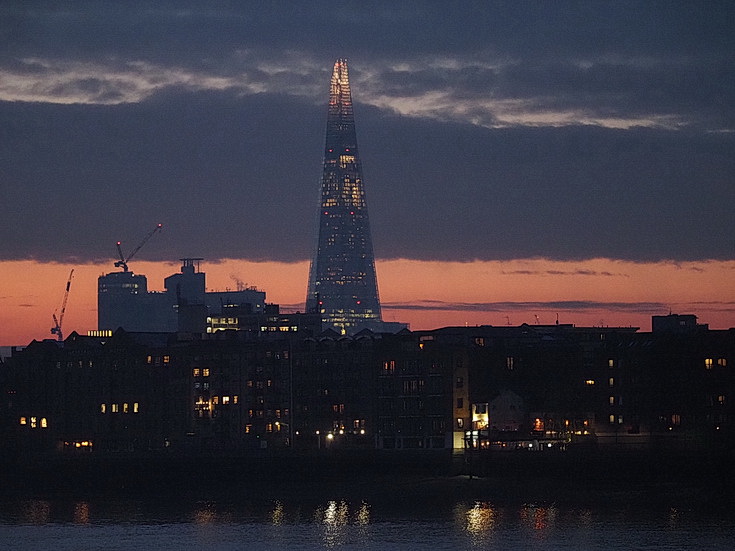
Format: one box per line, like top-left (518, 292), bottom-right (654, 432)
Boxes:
top-left (306, 59), bottom-right (382, 334)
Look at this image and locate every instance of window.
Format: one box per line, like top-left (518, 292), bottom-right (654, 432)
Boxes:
top-left (506, 356), bottom-right (514, 370)
top-left (585, 379), bottom-right (595, 385)
top-left (133, 402), bottom-right (139, 413)
top-left (609, 414), bottom-right (615, 424)
top-left (203, 368), bottom-right (210, 377)
top-left (123, 403), bottom-right (129, 413)
top-left (41, 418), bottom-right (48, 428)
top-left (222, 396), bottom-right (230, 404)
top-left (30, 417), bottom-right (37, 428)
top-left (705, 358), bottom-right (714, 370)
top-left (456, 377), bottom-right (464, 389)
top-left (163, 355), bottom-right (170, 364)
top-left (245, 424), bottom-right (252, 434)
top-left (233, 395), bottom-right (239, 404)
top-left (456, 398), bottom-right (464, 409)
top-left (608, 359), bottom-right (615, 368)
top-left (193, 368), bottom-right (200, 377)
top-left (100, 404), bottom-right (106, 414)
top-left (456, 418), bottom-right (464, 429)
top-left (718, 358), bottom-right (727, 367)
top-left (111, 404), bottom-right (119, 413)
top-left (19, 416), bottom-right (27, 425)
top-left (718, 395), bottom-right (726, 405)
top-left (609, 396), bottom-right (615, 405)
top-left (609, 377), bottom-right (615, 387)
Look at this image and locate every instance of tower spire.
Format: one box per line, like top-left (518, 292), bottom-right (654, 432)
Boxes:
top-left (306, 59), bottom-right (382, 335)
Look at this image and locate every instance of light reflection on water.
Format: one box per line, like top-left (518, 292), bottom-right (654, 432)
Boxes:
top-left (1, 497), bottom-right (734, 550)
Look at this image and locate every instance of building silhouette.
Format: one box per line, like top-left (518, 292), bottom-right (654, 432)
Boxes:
top-left (306, 59), bottom-right (384, 335)
top-left (98, 259), bottom-right (266, 333)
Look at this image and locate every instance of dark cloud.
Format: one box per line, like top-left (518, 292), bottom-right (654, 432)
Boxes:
top-left (1, 89), bottom-right (733, 263)
top-left (1, 2), bottom-right (733, 263)
top-left (383, 300), bottom-right (668, 314)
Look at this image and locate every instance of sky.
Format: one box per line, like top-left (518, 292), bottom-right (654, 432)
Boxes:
top-left (1, 1), bottom-right (734, 345)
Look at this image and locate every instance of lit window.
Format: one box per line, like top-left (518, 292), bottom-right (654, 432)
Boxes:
top-left (609, 377), bottom-right (615, 387)
top-left (717, 358), bottom-right (727, 367)
top-left (718, 395), bottom-right (726, 405)
top-left (123, 403), bottom-right (129, 413)
top-left (193, 368), bottom-right (200, 377)
top-left (30, 417), bottom-right (37, 428)
top-left (608, 359), bottom-right (615, 368)
top-left (266, 423), bottom-right (273, 433)
top-left (233, 395), bottom-right (238, 404)
top-left (40, 418), bottom-right (48, 428)
top-left (222, 396), bottom-right (230, 404)
top-left (100, 404), bottom-right (106, 414)
top-left (609, 396), bottom-right (615, 405)
top-left (133, 402), bottom-right (139, 413)
top-left (456, 418), bottom-right (464, 429)
top-left (111, 404), bottom-right (119, 413)
top-left (19, 416), bottom-right (27, 425)
top-left (618, 415), bottom-right (623, 424)
top-left (245, 424), bottom-right (252, 434)
top-left (704, 358), bottom-right (714, 369)
top-left (212, 396), bottom-right (219, 404)
top-left (147, 355), bottom-right (153, 364)
top-left (163, 355), bottom-right (170, 364)
top-left (203, 368), bottom-right (210, 377)
top-left (609, 414), bottom-right (615, 424)
top-left (506, 356), bottom-right (514, 370)
top-left (585, 379), bottom-right (595, 385)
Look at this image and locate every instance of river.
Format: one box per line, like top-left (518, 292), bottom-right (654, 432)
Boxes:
top-left (2, 492), bottom-right (733, 550)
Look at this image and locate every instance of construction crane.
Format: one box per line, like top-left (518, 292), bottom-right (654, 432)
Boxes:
top-left (51, 269), bottom-right (74, 342)
top-left (115, 223), bottom-right (163, 272)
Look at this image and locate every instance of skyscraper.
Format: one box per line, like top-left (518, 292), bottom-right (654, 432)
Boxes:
top-left (306, 59), bottom-right (383, 335)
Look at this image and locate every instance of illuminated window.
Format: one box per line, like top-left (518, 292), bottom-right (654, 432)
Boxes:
top-left (608, 359), bottom-right (615, 368)
top-left (111, 404), bottom-right (119, 413)
top-left (245, 424), bottom-right (252, 434)
top-left (19, 416), bottom-right (26, 425)
top-left (266, 423), bottom-right (273, 433)
top-left (506, 357), bottom-right (514, 370)
top-left (133, 402), bottom-right (139, 413)
top-left (222, 396), bottom-right (230, 404)
top-left (163, 355), bottom-right (170, 364)
top-left (585, 379), bottom-right (595, 385)
top-left (704, 358), bottom-right (714, 369)
top-left (618, 415), bottom-right (624, 424)
top-left (456, 418), bottom-right (464, 429)
top-left (203, 368), bottom-right (210, 377)
top-left (30, 417), bottom-right (37, 428)
top-left (609, 414), bottom-right (615, 424)
top-left (717, 358), bottom-right (727, 367)
top-left (100, 404), bottom-right (106, 413)
top-left (609, 377), bottom-right (615, 387)
top-left (671, 414), bottom-right (681, 426)
top-left (233, 395), bottom-right (238, 404)
top-left (40, 418), bottom-right (48, 428)
top-left (212, 396), bottom-right (219, 405)
top-left (383, 360), bottom-right (395, 374)
top-left (609, 396), bottom-right (615, 405)
top-left (193, 368), bottom-right (200, 377)
top-left (146, 355), bottom-right (153, 364)
top-left (718, 395), bottom-right (726, 405)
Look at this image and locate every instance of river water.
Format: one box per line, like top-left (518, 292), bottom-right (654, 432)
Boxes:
top-left (2, 495), bottom-right (733, 550)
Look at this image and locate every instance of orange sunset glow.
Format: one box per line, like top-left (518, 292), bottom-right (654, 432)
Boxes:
top-left (2, 258), bottom-right (733, 347)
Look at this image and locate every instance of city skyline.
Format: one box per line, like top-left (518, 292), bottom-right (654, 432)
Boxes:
top-left (1, 2), bottom-right (734, 345)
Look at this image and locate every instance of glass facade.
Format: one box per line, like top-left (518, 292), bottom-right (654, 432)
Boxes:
top-left (306, 59), bottom-right (382, 334)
